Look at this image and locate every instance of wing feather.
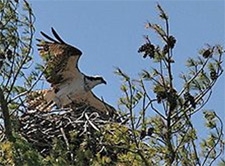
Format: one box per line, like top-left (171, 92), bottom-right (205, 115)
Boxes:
top-left (83, 91), bottom-right (117, 116)
top-left (51, 27), bottom-right (66, 44)
top-left (37, 28), bottom-right (82, 87)
top-left (40, 31), bottom-right (59, 43)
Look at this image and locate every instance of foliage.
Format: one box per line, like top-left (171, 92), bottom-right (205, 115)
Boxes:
top-left (0, 0), bottom-right (38, 141)
top-left (0, 1), bottom-right (224, 165)
top-left (0, 134), bottom-right (44, 165)
top-left (115, 4), bottom-right (224, 165)
top-left (0, 0), bottom-right (44, 165)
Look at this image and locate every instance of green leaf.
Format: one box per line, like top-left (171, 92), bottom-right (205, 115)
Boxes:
top-left (115, 67), bottom-right (130, 81)
top-left (141, 70), bottom-right (152, 80)
top-left (135, 91), bottom-right (143, 100)
top-left (186, 58), bottom-right (197, 67)
top-left (149, 24), bottom-right (166, 41)
top-left (120, 84), bottom-right (128, 92)
top-left (157, 4), bottom-right (168, 20)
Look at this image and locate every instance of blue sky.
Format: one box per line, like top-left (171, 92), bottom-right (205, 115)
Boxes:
top-left (29, 0), bottom-right (224, 157)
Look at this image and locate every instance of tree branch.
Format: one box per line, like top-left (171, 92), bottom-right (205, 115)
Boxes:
top-left (0, 88), bottom-right (13, 141)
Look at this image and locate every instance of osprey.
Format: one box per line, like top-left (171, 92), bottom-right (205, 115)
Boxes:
top-left (27, 88), bottom-right (117, 117)
top-left (27, 28), bottom-right (117, 116)
top-left (26, 88), bottom-right (55, 112)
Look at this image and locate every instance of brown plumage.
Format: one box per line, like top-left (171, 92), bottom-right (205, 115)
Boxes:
top-left (26, 28), bottom-right (118, 117)
top-left (37, 28), bottom-right (82, 88)
top-left (61, 90), bottom-right (117, 116)
top-left (26, 88), bottom-right (117, 117)
top-left (26, 89), bottom-right (55, 112)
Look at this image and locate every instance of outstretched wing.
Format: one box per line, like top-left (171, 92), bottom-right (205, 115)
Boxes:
top-left (37, 28), bottom-right (82, 87)
top-left (82, 91), bottom-right (119, 118)
top-left (26, 89), bottom-right (56, 112)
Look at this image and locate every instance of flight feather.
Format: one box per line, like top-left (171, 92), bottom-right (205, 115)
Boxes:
top-left (37, 28), bottom-right (82, 88)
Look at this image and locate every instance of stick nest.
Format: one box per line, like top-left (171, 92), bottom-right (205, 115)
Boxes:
top-left (18, 104), bottom-right (123, 157)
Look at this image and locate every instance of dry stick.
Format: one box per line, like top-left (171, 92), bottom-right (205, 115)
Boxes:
top-left (60, 127), bottom-right (69, 150)
top-left (20, 106), bottom-right (119, 161)
top-left (85, 112), bottom-right (100, 132)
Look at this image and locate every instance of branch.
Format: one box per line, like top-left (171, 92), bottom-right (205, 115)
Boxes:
top-left (140, 80), bottom-right (166, 119)
top-left (0, 88), bottom-right (13, 141)
top-left (202, 113), bottom-right (224, 166)
top-left (178, 58), bottom-right (210, 97)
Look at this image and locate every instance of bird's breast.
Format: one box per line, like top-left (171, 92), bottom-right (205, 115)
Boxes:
top-left (53, 74), bottom-right (86, 107)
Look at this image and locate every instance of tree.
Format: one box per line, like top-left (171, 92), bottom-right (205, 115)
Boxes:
top-left (0, 0), bottom-right (37, 140)
top-left (0, 1), bottom-right (44, 165)
top-left (0, 1), bottom-right (224, 165)
top-left (114, 4), bottom-right (224, 165)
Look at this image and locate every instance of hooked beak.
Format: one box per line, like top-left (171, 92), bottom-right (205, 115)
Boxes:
top-left (102, 79), bottom-right (107, 85)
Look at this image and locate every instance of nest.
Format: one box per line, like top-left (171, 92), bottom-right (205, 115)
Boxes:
top-left (19, 104), bottom-right (122, 157)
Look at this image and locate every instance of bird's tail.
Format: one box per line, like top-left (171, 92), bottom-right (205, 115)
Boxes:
top-left (26, 89), bottom-right (56, 112)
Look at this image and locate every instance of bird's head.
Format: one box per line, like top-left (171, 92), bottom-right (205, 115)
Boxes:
top-left (94, 76), bottom-right (107, 85)
top-left (85, 75), bottom-right (107, 90)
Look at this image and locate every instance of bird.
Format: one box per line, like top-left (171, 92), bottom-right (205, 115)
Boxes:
top-left (25, 88), bottom-right (55, 112)
top-left (26, 86), bottom-right (118, 117)
top-left (27, 28), bottom-right (117, 116)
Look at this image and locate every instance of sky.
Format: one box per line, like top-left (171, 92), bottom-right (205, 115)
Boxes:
top-left (29, 0), bottom-right (224, 160)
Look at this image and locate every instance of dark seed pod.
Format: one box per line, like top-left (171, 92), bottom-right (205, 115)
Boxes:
top-left (167, 36), bottom-right (176, 49)
top-left (140, 129), bottom-right (146, 140)
top-left (138, 43), bottom-right (155, 58)
top-left (156, 91), bottom-right (167, 103)
top-left (168, 95), bottom-right (177, 111)
top-left (138, 44), bottom-right (146, 53)
top-left (168, 89), bottom-right (178, 111)
top-left (202, 49), bottom-right (212, 58)
top-left (163, 44), bottom-right (169, 54)
top-left (210, 71), bottom-right (217, 80)
top-left (6, 49), bottom-right (13, 60)
top-left (183, 92), bottom-right (196, 109)
top-left (147, 127), bottom-right (154, 137)
top-left (0, 52), bottom-right (6, 60)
